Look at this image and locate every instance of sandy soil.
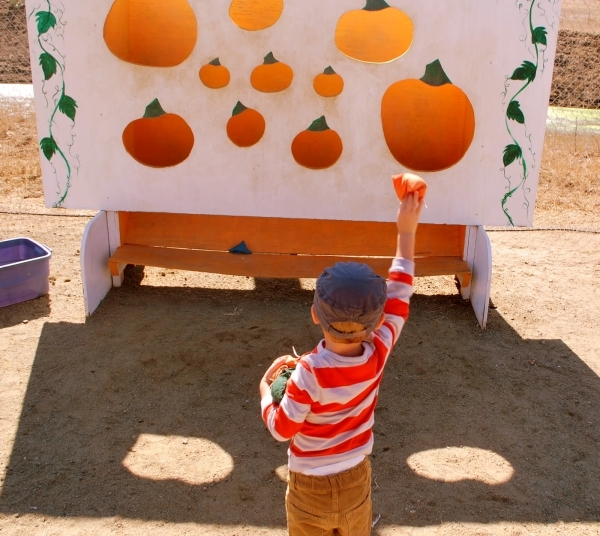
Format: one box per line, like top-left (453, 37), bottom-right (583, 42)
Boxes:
top-left (0, 197), bottom-right (599, 535)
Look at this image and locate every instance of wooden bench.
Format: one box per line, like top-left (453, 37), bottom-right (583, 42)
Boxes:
top-left (80, 211), bottom-right (491, 327)
top-left (107, 211), bottom-right (470, 281)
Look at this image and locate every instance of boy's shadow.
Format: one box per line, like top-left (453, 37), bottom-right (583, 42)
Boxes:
top-left (0, 272), bottom-right (599, 528)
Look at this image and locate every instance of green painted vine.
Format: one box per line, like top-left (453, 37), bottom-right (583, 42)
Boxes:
top-left (29, 0), bottom-right (78, 207)
top-left (501, 0), bottom-right (552, 226)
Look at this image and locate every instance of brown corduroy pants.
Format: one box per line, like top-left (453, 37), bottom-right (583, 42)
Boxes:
top-left (285, 457), bottom-right (372, 536)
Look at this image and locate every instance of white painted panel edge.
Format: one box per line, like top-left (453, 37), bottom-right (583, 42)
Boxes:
top-left (469, 226), bottom-right (492, 329)
top-left (80, 211), bottom-right (112, 316)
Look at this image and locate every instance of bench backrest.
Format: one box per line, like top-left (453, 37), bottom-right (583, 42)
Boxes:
top-left (118, 213), bottom-right (466, 258)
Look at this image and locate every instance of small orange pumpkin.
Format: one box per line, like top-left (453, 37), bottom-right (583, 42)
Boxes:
top-left (229, 0), bottom-right (283, 31)
top-left (381, 60), bottom-right (475, 172)
top-left (104, 0), bottom-right (197, 67)
top-left (122, 99), bottom-right (194, 167)
top-left (251, 52), bottom-right (293, 93)
top-left (291, 116), bottom-right (343, 170)
top-left (335, 0), bottom-right (413, 64)
top-left (313, 67), bottom-right (344, 97)
top-left (226, 101), bottom-right (266, 147)
top-left (199, 58), bottom-right (230, 89)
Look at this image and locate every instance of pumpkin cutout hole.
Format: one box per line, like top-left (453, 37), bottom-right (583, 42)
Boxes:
top-left (313, 67), bottom-right (344, 97)
top-left (335, 0), bottom-right (413, 64)
top-left (104, 0), bottom-right (197, 67)
top-left (200, 58), bottom-right (230, 89)
top-left (229, 0), bottom-right (283, 31)
top-left (227, 101), bottom-right (266, 148)
top-left (291, 116), bottom-right (343, 170)
top-left (251, 52), bottom-right (293, 93)
top-left (381, 60), bottom-right (475, 172)
top-left (123, 99), bottom-right (194, 168)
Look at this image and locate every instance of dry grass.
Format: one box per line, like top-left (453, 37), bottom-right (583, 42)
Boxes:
top-left (1, 100), bottom-right (600, 229)
top-left (536, 131), bottom-right (600, 228)
top-left (0, 100), bottom-right (41, 200)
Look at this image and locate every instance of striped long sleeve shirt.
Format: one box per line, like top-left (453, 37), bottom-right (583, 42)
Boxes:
top-left (261, 257), bottom-right (414, 475)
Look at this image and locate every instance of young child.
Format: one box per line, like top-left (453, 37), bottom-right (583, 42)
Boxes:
top-left (259, 189), bottom-right (424, 536)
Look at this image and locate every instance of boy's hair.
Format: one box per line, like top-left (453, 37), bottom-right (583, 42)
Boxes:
top-left (328, 321), bottom-right (369, 344)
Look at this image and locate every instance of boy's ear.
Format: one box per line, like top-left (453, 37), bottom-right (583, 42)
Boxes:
top-left (311, 305), bottom-right (320, 325)
top-left (376, 312), bottom-right (386, 329)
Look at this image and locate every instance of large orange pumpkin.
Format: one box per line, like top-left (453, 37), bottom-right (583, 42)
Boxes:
top-left (381, 60), bottom-right (475, 172)
top-left (335, 0), bottom-right (413, 63)
top-left (229, 0), bottom-right (283, 31)
top-left (251, 52), bottom-right (293, 93)
top-left (199, 58), bottom-right (230, 89)
top-left (291, 116), bottom-right (343, 170)
top-left (122, 99), bottom-right (194, 167)
top-left (104, 0), bottom-right (197, 67)
top-left (226, 102), bottom-right (266, 147)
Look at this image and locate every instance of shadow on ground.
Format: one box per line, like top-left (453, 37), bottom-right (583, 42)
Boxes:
top-left (1, 268), bottom-right (599, 529)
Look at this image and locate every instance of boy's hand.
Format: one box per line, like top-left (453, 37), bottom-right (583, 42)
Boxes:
top-left (262, 355), bottom-right (293, 386)
top-left (397, 191), bottom-right (424, 235)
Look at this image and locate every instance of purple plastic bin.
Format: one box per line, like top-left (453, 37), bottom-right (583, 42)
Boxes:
top-left (0, 237), bottom-right (52, 307)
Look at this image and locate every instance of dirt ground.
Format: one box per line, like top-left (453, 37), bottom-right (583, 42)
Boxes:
top-left (1, 194), bottom-right (600, 536)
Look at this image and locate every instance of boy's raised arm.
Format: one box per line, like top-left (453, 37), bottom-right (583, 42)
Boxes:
top-left (395, 190), bottom-right (424, 261)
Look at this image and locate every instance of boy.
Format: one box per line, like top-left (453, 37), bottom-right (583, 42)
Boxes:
top-left (259, 190), bottom-right (424, 536)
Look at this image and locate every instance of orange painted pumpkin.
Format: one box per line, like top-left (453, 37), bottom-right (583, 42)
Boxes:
top-left (313, 67), bottom-right (344, 97)
top-left (251, 52), bottom-right (293, 93)
top-left (291, 116), bottom-right (343, 170)
top-left (104, 0), bottom-right (197, 67)
top-left (122, 99), bottom-right (194, 167)
top-left (226, 101), bottom-right (266, 147)
top-left (381, 60), bottom-right (475, 172)
top-left (199, 58), bottom-right (230, 89)
top-left (335, 0), bottom-right (413, 64)
top-left (229, 0), bottom-right (283, 31)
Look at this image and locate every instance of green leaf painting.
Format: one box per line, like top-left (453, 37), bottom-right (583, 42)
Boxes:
top-left (35, 10), bottom-right (56, 34)
top-left (510, 61), bottom-right (537, 83)
top-left (32, 3), bottom-right (77, 207)
top-left (58, 94), bottom-right (78, 121)
top-left (40, 137), bottom-right (57, 160)
top-left (503, 144), bottom-right (522, 167)
top-left (532, 27), bottom-right (548, 46)
top-left (39, 52), bottom-right (57, 80)
top-left (501, 0), bottom-right (551, 226)
top-left (507, 101), bottom-right (525, 124)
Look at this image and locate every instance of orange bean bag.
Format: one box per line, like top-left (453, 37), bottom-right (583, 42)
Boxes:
top-left (392, 173), bottom-right (427, 201)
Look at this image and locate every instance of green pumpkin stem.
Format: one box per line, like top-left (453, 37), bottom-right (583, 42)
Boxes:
top-left (364, 0), bottom-right (390, 11)
top-left (263, 52), bottom-right (279, 65)
top-left (209, 58), bottom-right (221, 66)
top-left (323, 66), bottom-right (336, 75)
top-left (232, 101), bottom-right (248, 117)
top-left (420, 60), bottom-right (452, 87)
top-left (143, 98), bottom-right (167, 119)
top-left (307, 116), bottom-right (330, 132)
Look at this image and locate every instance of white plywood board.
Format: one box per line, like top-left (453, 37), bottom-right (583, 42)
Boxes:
top-left (26, 0), bottom-right (562, 226)
top-left (80, 211), bottom-right (112, 315)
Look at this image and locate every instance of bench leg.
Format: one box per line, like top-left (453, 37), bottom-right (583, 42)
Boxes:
top-left (463, 225), bottom-right (492, 329)
top-left (106, 211), bottom-right (126, 287)
top-left (80, 211), bottom-right (113, 316)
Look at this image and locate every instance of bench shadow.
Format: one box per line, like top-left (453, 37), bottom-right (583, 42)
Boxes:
top-left (0, 276), bottom-right (598, 528)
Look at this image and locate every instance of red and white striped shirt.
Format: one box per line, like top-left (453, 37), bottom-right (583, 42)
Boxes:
top-left (261, 258), bottom-right (414, 475)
